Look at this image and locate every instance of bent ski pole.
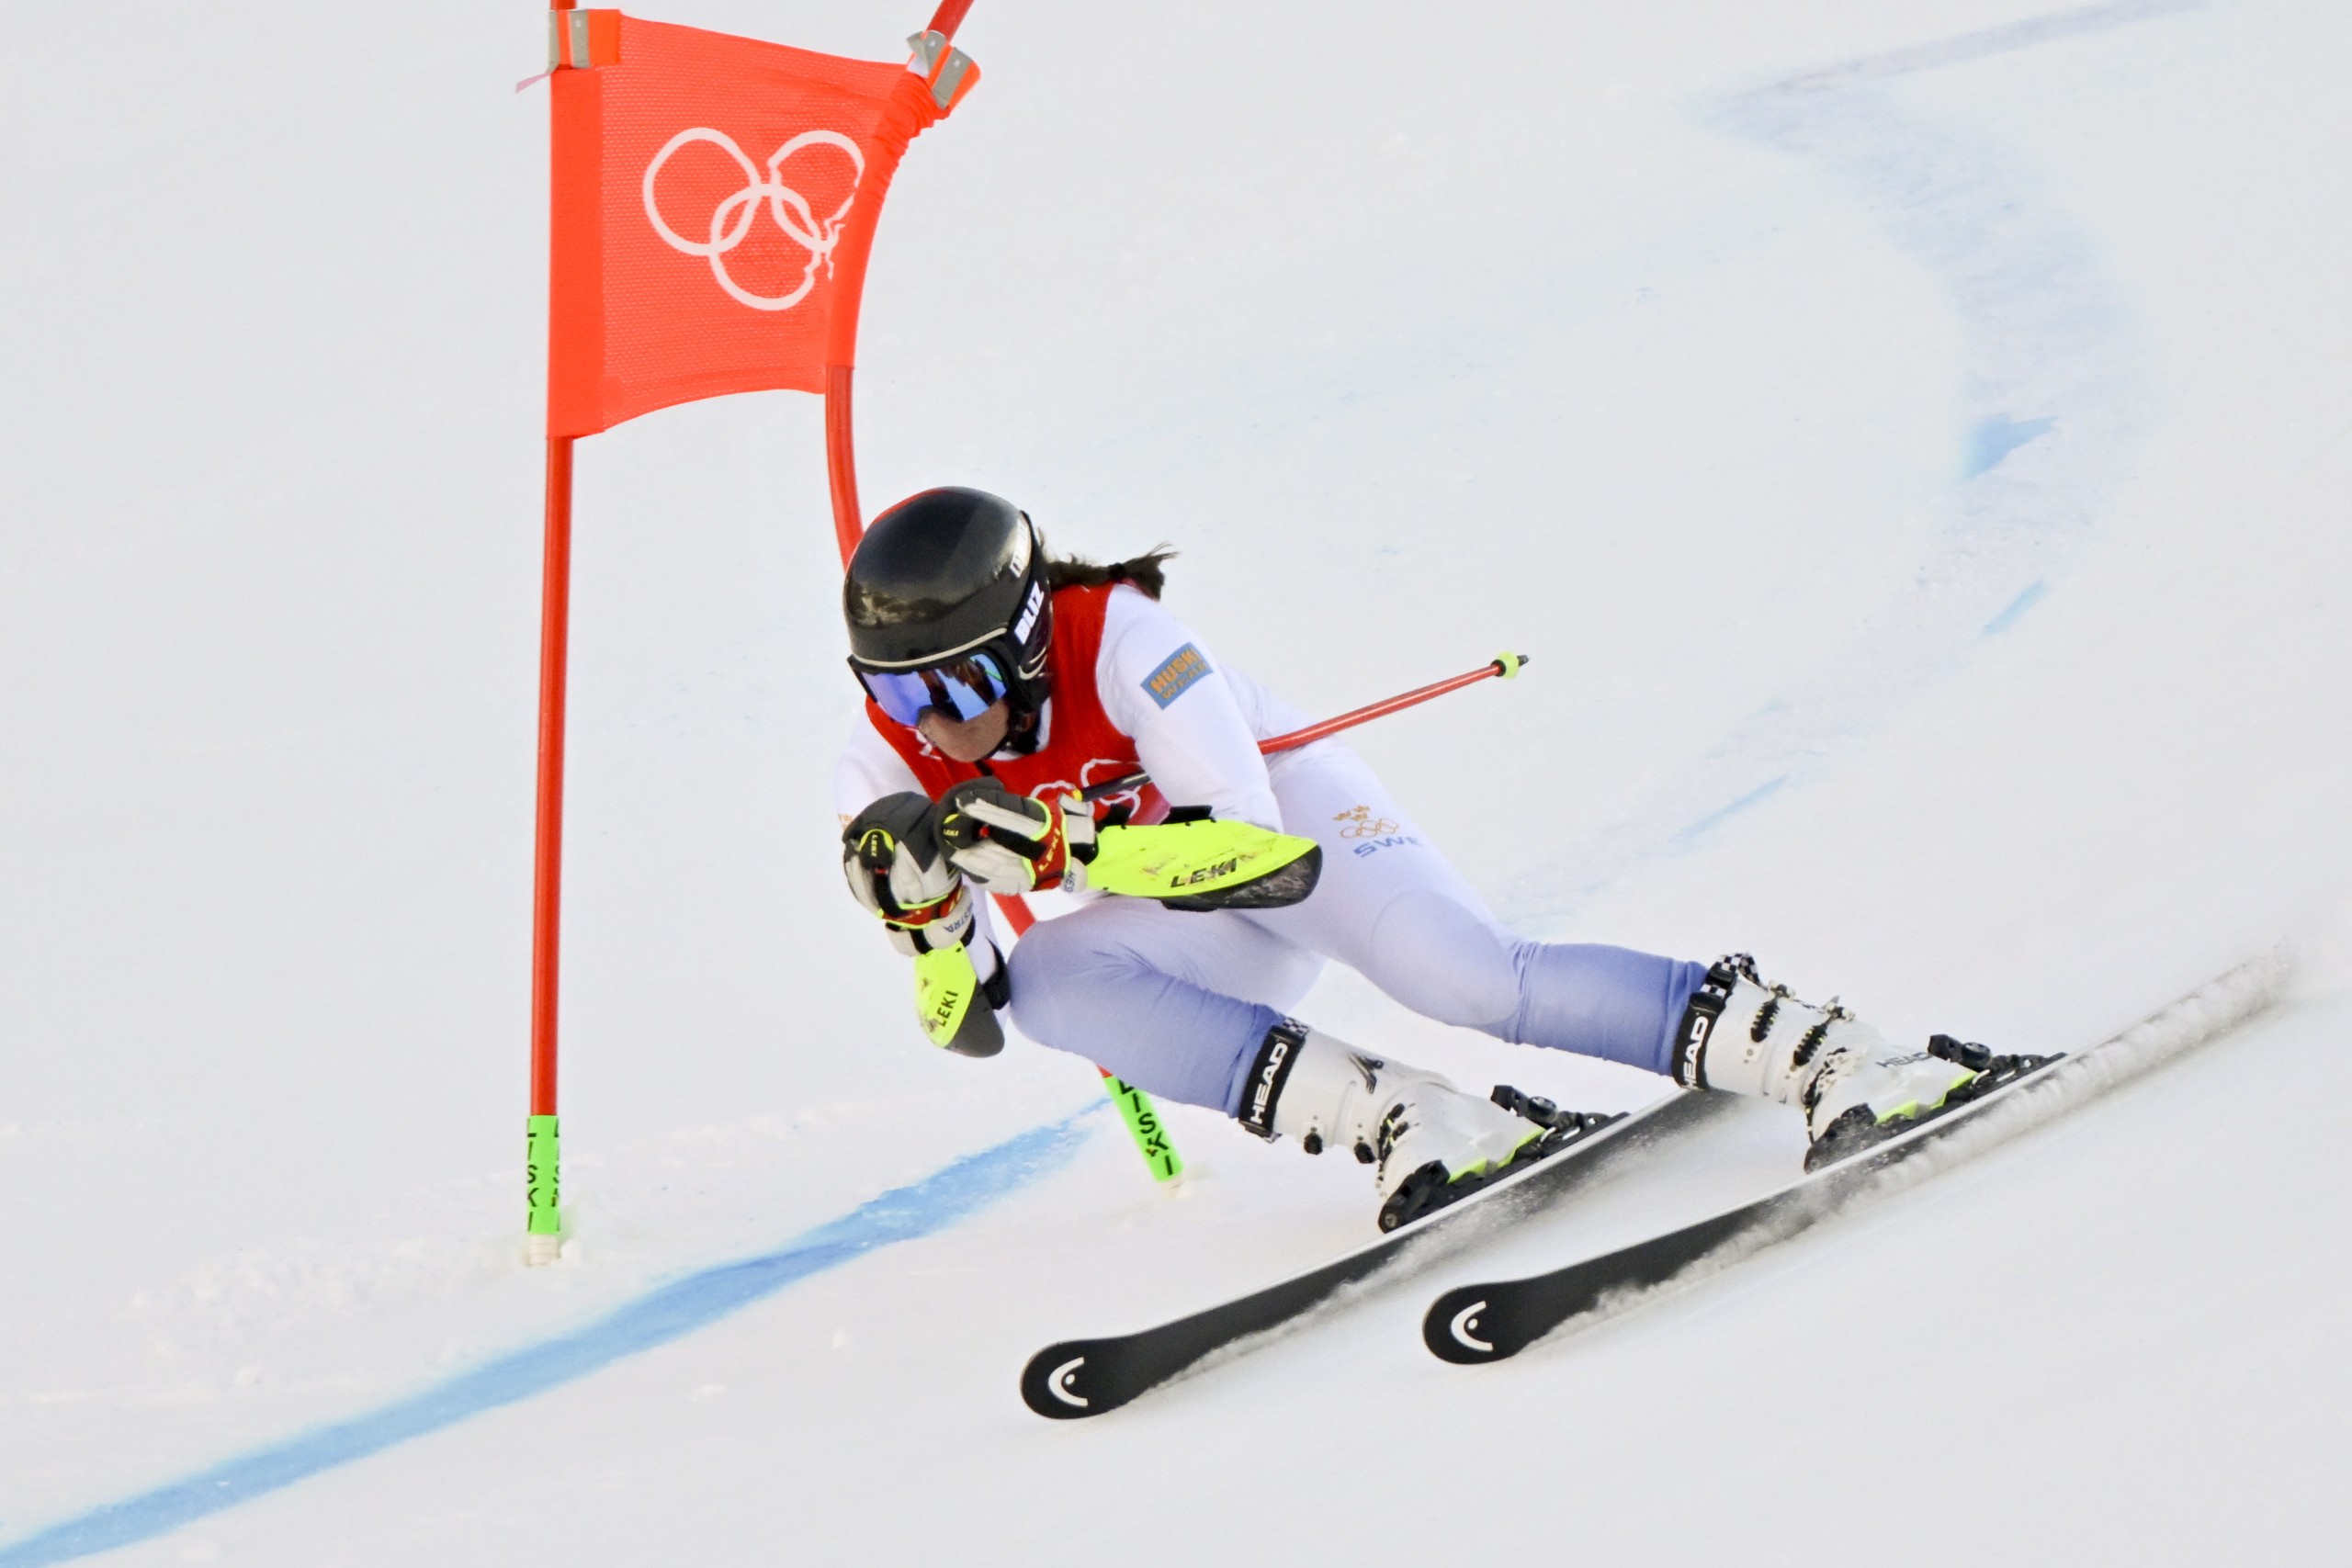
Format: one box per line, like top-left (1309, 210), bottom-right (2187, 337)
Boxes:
top-left (1080, 650), bottom-right (1529, 803)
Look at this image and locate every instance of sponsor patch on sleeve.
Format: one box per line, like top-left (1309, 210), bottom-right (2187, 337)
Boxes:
top-left (1141, 642), bottom-right (1212, 709)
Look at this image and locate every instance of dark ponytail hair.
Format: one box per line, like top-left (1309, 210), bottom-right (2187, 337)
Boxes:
top-left (1042, 544), bottom-right (1176, 600)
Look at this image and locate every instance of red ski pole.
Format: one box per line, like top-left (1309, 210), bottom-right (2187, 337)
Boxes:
top-left (1078, 651), bottom-right (1529, 803)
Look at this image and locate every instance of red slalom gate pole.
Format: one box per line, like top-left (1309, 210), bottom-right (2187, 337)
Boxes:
top-left (820, 0), bottom-right (972, 560)
top-left (523, 0), bottom-right (582, 1268)
top-left (824, 366), bottom-right (862, 566)
top-left (926, 0), bottom-right (977, 40)
top-left (525, 434), bottom-right (576, 1263)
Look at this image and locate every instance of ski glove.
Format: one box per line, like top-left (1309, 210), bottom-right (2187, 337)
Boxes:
top-left (842, 794), bottom-right (1008, 1058)
top-left (842, 792), bottom-right (975, 957)
top-left (938, 778), bottom-right (1098, 894)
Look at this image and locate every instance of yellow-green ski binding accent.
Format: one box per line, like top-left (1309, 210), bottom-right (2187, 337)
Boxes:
top-left (1449, 1126), bottom-right (1543, 1180)
top-left (1876, 1067), bottom-right (1979, 1124)
top-left (1085, 818), bottom-right (1322, 910)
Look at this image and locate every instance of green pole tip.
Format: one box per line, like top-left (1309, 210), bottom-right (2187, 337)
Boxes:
top-left (1494, 651), bottom-right (1529, 678)
top-left (1101, 1074), bottom-right (1186, 1184)
top-left (526, 1115), bottom-right (563, 1236)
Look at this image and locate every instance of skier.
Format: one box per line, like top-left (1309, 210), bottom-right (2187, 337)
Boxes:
top-left (836, 487), bottom-right (1990, 1228)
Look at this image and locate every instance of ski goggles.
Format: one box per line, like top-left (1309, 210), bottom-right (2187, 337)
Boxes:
top-left (853, 650), bottom-right (1012, 728)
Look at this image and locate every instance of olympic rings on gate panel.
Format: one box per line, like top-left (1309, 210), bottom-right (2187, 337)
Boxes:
top-left (640, 128), bottom-right (865, 312)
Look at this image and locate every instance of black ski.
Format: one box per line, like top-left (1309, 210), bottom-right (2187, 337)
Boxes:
top-left (1424, 953), bottom-right (2286, 1365)
top-left (1020, 1088), bottom-right (1734, 1418)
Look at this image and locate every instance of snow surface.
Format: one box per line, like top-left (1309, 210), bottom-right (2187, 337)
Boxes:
top-left (4, 0), bottom-right (2350, 1562)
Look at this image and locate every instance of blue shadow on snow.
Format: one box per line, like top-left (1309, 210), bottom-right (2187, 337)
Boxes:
top-left (1962, 413), bottom-right (2056, 479)
top-left (0, 1105), bottom-right (1103, 1567)
top-left (1981, 581), bottom-right (2047, 637)
top-left (1672, 774), bottom-right (1788, 849)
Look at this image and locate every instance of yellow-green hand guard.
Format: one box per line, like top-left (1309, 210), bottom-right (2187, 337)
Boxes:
top-left (912, 942), bottom-right (1004, 1056)
top-left (1083, 815), bottom-right (1322, 910)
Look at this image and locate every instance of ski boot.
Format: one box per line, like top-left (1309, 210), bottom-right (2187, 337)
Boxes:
top-left (1671, 954), bottom-right (2052, 1170)
top-left (1235, 1020), bottom-right (1611, 1231)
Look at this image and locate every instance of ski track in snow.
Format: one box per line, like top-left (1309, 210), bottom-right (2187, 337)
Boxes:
top-left (1506, 0), bottom-right (2196, 927)
top-left (0, 1108), bottom-right (1102, 1568)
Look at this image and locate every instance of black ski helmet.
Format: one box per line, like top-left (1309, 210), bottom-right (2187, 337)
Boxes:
top-left (843, 487), bottom-right (1053, 727)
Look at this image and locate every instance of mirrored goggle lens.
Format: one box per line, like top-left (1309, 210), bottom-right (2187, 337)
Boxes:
top-left (856, 653), bottom-right (1010, 728)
